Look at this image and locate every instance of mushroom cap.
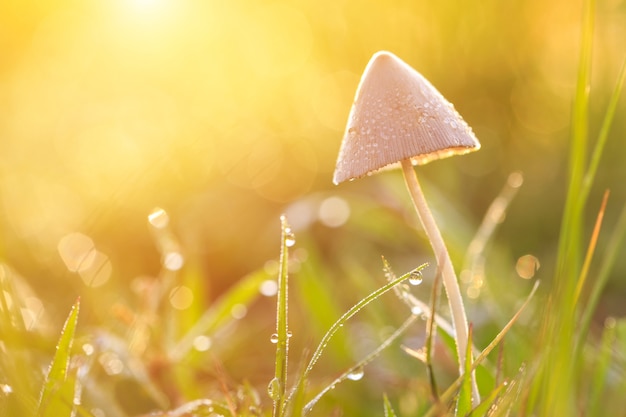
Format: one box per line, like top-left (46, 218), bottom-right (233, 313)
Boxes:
top-left (333, 51), bottom-right (480, 185)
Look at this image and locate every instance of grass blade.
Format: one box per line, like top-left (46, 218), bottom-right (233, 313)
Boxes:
top-left (455, 324), bottom-right (474, 416)
top-left (575, 56), bottom-right (626, 346)
top-left (543, 0), bottom-right (596, 414)
top-left (586, 318), bottom-right (617, 416)
top-left (462, 172), bottom-right (523, 291)
top-left (423, 281), bottom-right (539, 417)
top-left (304, 314), bottom-right (418, 414)
top-left (572, 190), bottom-right (609, 307)
top-left (272, 215), bottom-right (292, 417)
top-left (579, 57), bottom-right (626, 208)
top-left (383, 393), bottom-right (398, 417)
top-left (286, 262), bottom-right (428, 413)
top-left (554, 0), bottom-right (595, 290)
top-left (37, 298), bottom-right (80, 417)
top-left (578, 203), bottom-right (626, 345)
top-left (302, 263), bottom-right (427, 378)
top-left (425, 260), bottom-right (443, 404)
top-left (170, 268), bottom-right (270, 361)
top-left (467, 380), bottom-right (506, 417)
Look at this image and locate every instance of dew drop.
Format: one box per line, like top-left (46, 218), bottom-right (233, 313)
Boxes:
top-left (347, 367), bottom-right (364, 381)
top-left (98, 352), bottom-right (124, 375)
top-left (148, 207), bottom-right (169, 229)
top-left (163, 252), bottom-right (185, 271)
top-left (270, 333), bottom-right (279, 344)
top-left (82, 343), bottom-right (94, 356)
top-left (410, 305), bottom-right (423, 315)
top-left (408, 270), bottom-right (423, 286)
top-left (287, 331), bottom-right (293, 338)
top-left (284, 228), bottom-right (296, 247)
top-left (259, 279), bottom-right (278, 296)
top-left (193, 335), bottom-right (212, 352)
top-left (267, 377), bottom-right (282, 401)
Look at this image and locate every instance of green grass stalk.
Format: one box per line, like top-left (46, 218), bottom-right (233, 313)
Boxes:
top-left (272, 215), bottom-right (292, 417)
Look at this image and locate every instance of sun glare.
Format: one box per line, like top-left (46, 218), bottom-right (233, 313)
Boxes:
top-left (128, 0), bottom-right (167, 13)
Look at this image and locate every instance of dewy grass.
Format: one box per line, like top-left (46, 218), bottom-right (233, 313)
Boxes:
top-left (303, 314), bottom-right (418, 415)
top-left (270, 215), bottom-right (292, 417)
top-left (37, 298), bottom-right (80, 417)
top-left (285, 263), bottom-right (429, 415)
top-left (270, 217), bottom-right (429, 416)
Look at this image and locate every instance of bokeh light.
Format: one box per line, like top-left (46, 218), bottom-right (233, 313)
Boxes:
top-left (0, 0), bottom-right (623, 331)
top-left (169, 285), bottom-right (193, 310)
top-left (516, 254), bottom-right (541, 280)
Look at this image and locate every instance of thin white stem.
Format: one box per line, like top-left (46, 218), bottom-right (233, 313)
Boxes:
top-left (400, 158), bottom-right (480, 404)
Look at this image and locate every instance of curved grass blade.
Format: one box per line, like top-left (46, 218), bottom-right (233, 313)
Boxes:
top-left (303, 263), bottom-right (427, 377)
top-left (303, 314), bottom-right (418, 414)
top-left (284, 263), bottom-right (428, 413)
top-left (37, 298), bottom-right (80, 416)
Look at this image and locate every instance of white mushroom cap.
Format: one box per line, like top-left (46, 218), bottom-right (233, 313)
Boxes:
top-left (333, 51), bottom-right (480, 185)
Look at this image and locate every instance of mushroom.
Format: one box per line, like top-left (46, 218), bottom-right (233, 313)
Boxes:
top-left (334, 51), bottom-right (480, 401)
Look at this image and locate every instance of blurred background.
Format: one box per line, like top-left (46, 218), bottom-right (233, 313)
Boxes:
top-left (0, 0), bottom-right (625, 414)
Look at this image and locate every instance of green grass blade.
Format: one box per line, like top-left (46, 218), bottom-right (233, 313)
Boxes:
top-left (170, 267), bottom-right (270, 361)
top-left (578, 203), bottom-right (626, 346)
top-left (301, 263), bottom-right (427, 379)
top-left (554, 0), bottom-right (595, 291)
top-left (467, 381), bottom-right (506, 417)
top-left (304, 314), bottom-right (418, 414)
top-left (488, 367), bottom-right (527, 417)
top-left (383, 393), bottom-right (398, 417)
top-left (425, 260), bottom-right (442, 404)
top-left (579, 58), bottom-right (626, 207)
top-left (543, 0), bottom-right (596, 414)
top-left (37, 298), bottom-right (80, 416)
top-left (286, 263), bottom-right (428, 413)
top-left (576, 57), bottom-right (626, 347)
top-left (586, 318), bottom-right (617, 416)
top-left (272, 215), bottom-right (292, 417)
top-left (455, 325), bottom-right (473, 416)
top-left (423, 281), bottom-right (539, 417)
top-left (572, 190), bottom-right (609, 307)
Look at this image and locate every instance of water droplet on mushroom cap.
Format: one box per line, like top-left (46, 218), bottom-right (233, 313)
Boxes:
top-left (333, 51), bottom-right (480, 184)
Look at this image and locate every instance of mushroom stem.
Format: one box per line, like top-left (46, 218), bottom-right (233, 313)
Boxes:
top-left (400, 158), bottom-right (480, 404)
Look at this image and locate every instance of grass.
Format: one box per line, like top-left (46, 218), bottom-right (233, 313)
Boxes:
top-left (1, 0), bottom-right (626, 415)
